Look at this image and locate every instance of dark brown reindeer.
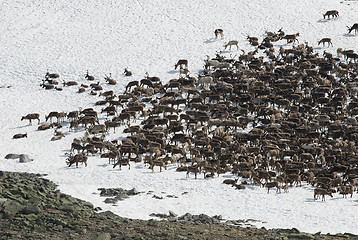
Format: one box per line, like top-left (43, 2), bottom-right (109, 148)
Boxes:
top-left (323, 10), bottom-right (339, 19)
top-left (45, 71), bottom-right (59, 79)
top-left (13, 133), bottom-right (27, 139)
top-left (85, 70), bottom-right (95, 80)
top-left (21, 113), bottom-right (40, 125)
top-left (124, 68), bottom-right (132, 76)
top-left (347, 23), bottom-right (358, 34)
top-left (318, 38), bottom-right (333, 47)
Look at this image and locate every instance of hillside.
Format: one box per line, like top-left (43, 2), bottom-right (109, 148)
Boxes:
top-left (1, 171), bottom-right (357, 240)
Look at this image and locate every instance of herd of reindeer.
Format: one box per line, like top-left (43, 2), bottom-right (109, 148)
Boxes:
top-left (18, 13), bottom-right (358, 201)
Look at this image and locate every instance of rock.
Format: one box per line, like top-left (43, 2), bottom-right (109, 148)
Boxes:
top-left (152, 195), bottom-right (163, 199)
top-left (169, 211), bottom-right (177, 217)
top-left (98, 210), bottom-right (117, 218)
top-left (104, 198), bottom-right (117, 204)
top-left (96, 233), bottom-right (111, 240)
top-left (147, 219), bottom-right (159, 226)
top-left (127, 188), bottom-right (139, 195)
top-left (114, 192), bottom-right (129, 200)
top-left (21, 204), bottom-right (41, 215)
top-left (4, 154), bottom-right (20, 159)
top-left (53, 225), bottom-right (63, 231)
top-left (287, 233), bottom-right (314, 239)
top-left (3, 200), bottom-right (24, 216)
top-left (19, 154), bottom-right (33, 163)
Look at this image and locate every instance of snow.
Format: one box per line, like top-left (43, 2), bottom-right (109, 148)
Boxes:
top-left (1, 0), bottom-right (358, 235)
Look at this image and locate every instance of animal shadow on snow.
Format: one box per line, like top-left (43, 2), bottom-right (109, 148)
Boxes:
top-left (343, 33), bottom-right (357, 38)
top-left (15, 122), bottom-right (43, 129)
top-left (96, 164), bottom-right (108, 168)
top-left (167, 70), bottom-right (177, 74)
top-left (305, 196), bottom-right (340, 203)
top-left (316, 19), bottom-right (330, 24)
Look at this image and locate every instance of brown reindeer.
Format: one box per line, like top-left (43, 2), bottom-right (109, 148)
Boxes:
top-left (264, 181), bottom-right (280, 193)
top-left (282, 33), bottom-right (299, 44)
top-left (314, 188), bottom-right (333, 201)
top-left (224, 40), bottom-right (239, 50)
top-left (13, 133), bottom-right (27, 139)
top-left (21, 113), bottom-right (40, 125)
top-left (318, 38), bottom-right (333, 47)
top-left (149, 158), bottom-right (167, 172)
top-left (175, 59), bottom-right (188, 70)
top-left (104, 73), bottom-right (117, 85)
top-left (323, 10), bottom-right (339, 19)
top-left (45, 71), bottom-right (59, 79)
top-left (66, 153), bottom-right (88, 168)
top-left (186, 165), bottom-right (201, 179)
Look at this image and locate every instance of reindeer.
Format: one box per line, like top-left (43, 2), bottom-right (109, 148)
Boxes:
top-left (247, 36), bottom-right (259, 46)
top-left (13, 133), bottom-right (27, 139)
top-left (45, 71), bottom-right (59, 79)
top-left (314, 188), bottom-right (333, 201)
top-left (214, 29), bottom-right (224, 39)
top-left (318, 38), bottom-right (333, 47)
top-left (66, 153), bottom-right (88, 168)
top-left (179, 68), bottom-right (190, 77)
top-left (149, 158), bottom-right (167, 172)
top-left (124, 68), bottom-right (132, 76)
top-left (264, 181), bottom-right (280, 193)
top-left (125, 81), bottom-right (139, 93)
top-left (63, 81), bottom-right (78, 86)
top-left (104, 73), bottom-right (117, 85)
top-left (45, 111), bottom-right (59, 122)
top-left (224, 40), bottom-right (239, 50)
top-left (323, 10), bottom-right (339, 19)
top-left (175, 59), bottom-right (188, 70)
top-left (347, 23), bottom-right (358, 34)
top-left (85, 70), bottom-right (95, 80)
top-left (186, 165), bottom-right (200, 179)
top-left (282, 33), bottom-right (299, 44)
top-left (21, 113), bottom-right (40, 125)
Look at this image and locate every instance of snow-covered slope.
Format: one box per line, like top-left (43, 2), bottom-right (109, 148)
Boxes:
top-left (1, 0), bottom-right (358, 234)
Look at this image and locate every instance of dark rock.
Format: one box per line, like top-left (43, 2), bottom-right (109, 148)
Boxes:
top-left (152, 195), bottom-right (163, 199)
top-left (94, 207), bottom-right (102, 211)
top-left (19, 154), bottom-right (33, 163)
top-left (4, 154), bottom-right (20, 159)
top-left (147, 219), bottom-right (159, 226)
top-left (21, 204), bottom-right (41, 215)
top-left (287, 233), bottom-right (314, 239)
top-left (3, 200), bottom-right (24, 216)
top-left (98, 210), bottom-right (117, 218)
top-left (169, 211), bottom-right (177, 217)
top-left (127, 188), bottom-right (139, 195)
top-left (104, 198), bottom-right (117, 204)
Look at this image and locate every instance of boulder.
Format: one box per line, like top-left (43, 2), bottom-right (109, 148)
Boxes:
top-left (4, 154), bottom-right (20, 159)
top-left (19, 154), bottom-right (33, 163)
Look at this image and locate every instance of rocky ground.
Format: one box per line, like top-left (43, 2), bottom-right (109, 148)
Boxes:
top-left (0, 171), bottom-right (357, 240)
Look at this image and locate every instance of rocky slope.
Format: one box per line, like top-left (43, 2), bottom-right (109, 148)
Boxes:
top-left (0, 171), bottom-right (356, 240)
